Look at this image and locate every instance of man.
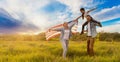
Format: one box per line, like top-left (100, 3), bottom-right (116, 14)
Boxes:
top-left (80, 15), bottom-right (102, 56)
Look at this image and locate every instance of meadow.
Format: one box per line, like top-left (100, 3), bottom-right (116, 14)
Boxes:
top-left (0, 40), bottom-right (120, 62)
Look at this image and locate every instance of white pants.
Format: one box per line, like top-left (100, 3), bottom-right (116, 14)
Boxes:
top-left (60, 39), bottom-right (69, 58)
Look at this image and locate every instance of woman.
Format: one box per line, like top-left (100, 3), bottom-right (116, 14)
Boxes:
top-left (80, 15), bottom-right (102, 56)
top-left (49, 19), bottom-right (78, 58)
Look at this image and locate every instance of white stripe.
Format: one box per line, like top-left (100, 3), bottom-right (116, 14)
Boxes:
top-left (46, 32), bottom-right (61, 40)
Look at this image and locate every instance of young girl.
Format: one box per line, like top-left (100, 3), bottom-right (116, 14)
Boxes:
top-left (49, 19), bottom-right (78, 58)
top-left (80, 7), bottom-right (96, 19)
top-left (77, 7), bottom-right (97, 32)
top-left (80, 15), bottom-right (102, 56)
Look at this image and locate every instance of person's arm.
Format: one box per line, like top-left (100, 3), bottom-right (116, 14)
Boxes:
top-left (68, 16), bottom-right (80, 28)
top-left (80, 21), bottom-right (88, 35)
top-left (75, 16), bottom-right (82, 21)
top-left (92, 20), bottom-right (102, 27)
top-left (68, 21), bottom-right (77, 28)
top-left (70, 16), bottom-right (82, 25)
top-left (87, 7), bottom-right (97, 13)
top-left (67, 16), bottom-right (81, 29)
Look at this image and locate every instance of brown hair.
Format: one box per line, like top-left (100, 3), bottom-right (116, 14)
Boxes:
top-left (86, 15), bottom-right (95, 21)
top-left (80, 8), bottom-right (85, 11)
top-left (80, 8), bottom-right (85, 19)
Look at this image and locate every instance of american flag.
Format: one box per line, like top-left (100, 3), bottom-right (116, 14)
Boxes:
top-left (45, 21), bottom-right (78, 41)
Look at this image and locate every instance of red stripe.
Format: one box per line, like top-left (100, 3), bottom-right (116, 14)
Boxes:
top-left (46, 23), bottom-right (78, 40)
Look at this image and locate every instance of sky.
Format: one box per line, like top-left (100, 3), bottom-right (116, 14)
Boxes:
top-left (0, 0), bottom-right (120, 34)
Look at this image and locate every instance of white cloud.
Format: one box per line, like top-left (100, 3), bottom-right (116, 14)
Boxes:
top-left (57, 0), bottom-right (100, 13)
top-left (97, 24), bottom-right (120, 33)
top-left (54, 0), bottom-right (105, 26)
top-left (93, 5), bottom-right (120, 22)
top-left (1, 0), bottom-right (119, 33)
top-left (0, 0), bottom-right (53, 32)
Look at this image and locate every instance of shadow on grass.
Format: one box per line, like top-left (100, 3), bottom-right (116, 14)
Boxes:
top-left (67, 49), bottom-right (88, 58)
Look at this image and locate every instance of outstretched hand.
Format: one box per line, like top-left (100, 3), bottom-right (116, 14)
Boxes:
top-left (73, 16), bottom-right (81, 22)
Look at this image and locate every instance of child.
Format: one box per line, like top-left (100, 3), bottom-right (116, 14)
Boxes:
top-left (80, 7), bottom-right (96, 19)
top-left (49, 20), bottom-right (78, 58)
top-left (77, 7), bottom-right (97, 32)
top-left (80, 15), bottom-right (102, 56)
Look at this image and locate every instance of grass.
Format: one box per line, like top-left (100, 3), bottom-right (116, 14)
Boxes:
top-left (0, 40), bottom-right (120, 62)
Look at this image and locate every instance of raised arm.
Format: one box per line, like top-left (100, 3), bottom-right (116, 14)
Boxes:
top-left (87, 7), bottom-right (97, 13)
top-left (75, 16), bottom-right (82, 21)
top-left (68, 16), bottom-right (81, 28)
top-left (68, 21), bottom-right (77, 28)
top-left (92, 20), bottom-right (102, 27)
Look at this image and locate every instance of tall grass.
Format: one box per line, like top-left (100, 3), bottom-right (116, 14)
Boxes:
top-left (0, 40), bottom-right (120, 62)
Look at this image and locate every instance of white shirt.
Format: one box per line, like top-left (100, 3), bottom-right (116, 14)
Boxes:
top-left (77, 12), bottom-right (89, 32)
top-left (63, 30), bottom-right (70, 40)
top-left (84, 12), bottom-right (89, 17)
top-left (87, 22), bottom-right (97, 38)
top-left (87, 22), bottom-right (91, 36)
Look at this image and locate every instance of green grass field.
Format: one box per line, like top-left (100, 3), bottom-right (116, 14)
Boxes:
top-left (0, 40), bottom-right (120, 62)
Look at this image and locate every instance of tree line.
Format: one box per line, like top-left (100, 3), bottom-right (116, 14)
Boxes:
top-left (0, 32), bottom-right (120, 42)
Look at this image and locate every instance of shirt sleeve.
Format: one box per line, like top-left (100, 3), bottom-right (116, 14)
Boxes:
top-left (68, 21), bottom-right (77, 28)
top-left (92, 20), bottom-right (102, 27)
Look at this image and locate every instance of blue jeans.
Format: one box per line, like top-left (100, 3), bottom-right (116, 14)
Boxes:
top-left (60, 39), bottom-right (69, 58)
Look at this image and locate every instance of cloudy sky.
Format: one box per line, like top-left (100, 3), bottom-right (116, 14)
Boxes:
top-left (0, 0), bottom-right (120, 34)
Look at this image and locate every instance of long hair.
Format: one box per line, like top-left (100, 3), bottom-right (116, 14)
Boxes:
top-left (81, 13), bottom-right (84, 19)
top-left (80, 8), bottom-right (85, 19)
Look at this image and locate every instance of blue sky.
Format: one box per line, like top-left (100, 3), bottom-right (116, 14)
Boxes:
top-left (0, 0), bottom-right (120, 34)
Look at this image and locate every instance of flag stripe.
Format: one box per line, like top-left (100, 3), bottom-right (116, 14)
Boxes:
top-left (46, 22), bottom-right (78, 40)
